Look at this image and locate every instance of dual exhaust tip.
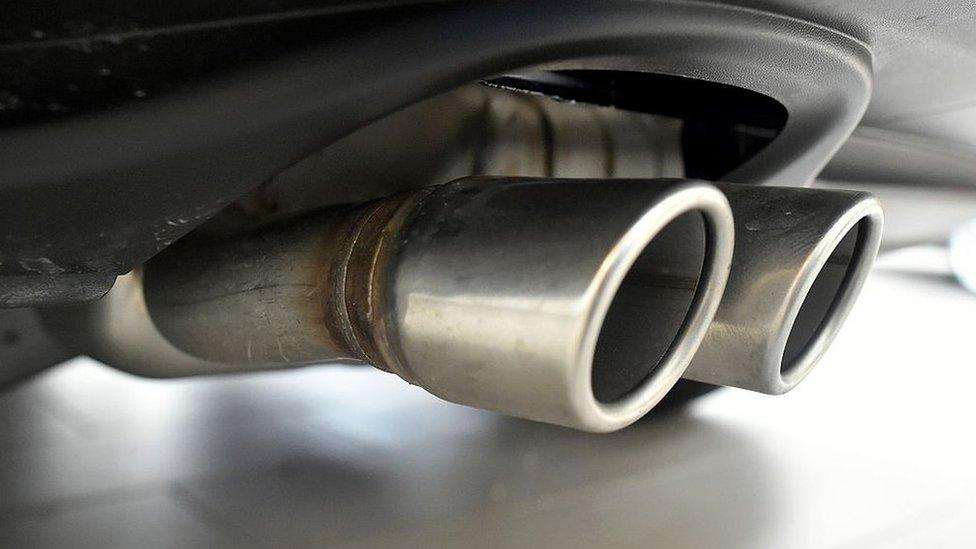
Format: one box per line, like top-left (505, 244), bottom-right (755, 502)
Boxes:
top-left (362, 178), bottom-right (880, 430)
top-left (75, 177), bottom-right (882, 433)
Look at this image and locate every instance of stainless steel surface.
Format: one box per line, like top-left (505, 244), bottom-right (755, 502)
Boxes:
top-left (142, 177), bottom-right (735, 432)
top-left (43, 272), bottom-right (261, 378)
top-left (145, 204), bottom-right (364, 368)
top-left (682, 184), bottom-right (884, 395)
top-left (386, 178), bottom-right (732, 432)
top-left (1, 246), bottom-right (972, 548)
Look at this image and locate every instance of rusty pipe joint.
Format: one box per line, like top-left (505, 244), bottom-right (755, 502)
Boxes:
top-left (144, 177), bottom-right (735, 432)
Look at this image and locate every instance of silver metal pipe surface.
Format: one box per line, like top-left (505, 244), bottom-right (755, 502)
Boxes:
top-left (143, 177), bottom-right (735, 431)
top-left (42, 271), bottom-right (251, 377)
top-left (682, 183), bottom-right (883, 395)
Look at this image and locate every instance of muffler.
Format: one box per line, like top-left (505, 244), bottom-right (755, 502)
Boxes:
top-left (142, 177), bottom-right (734, 431)
top-left (682, 184), bottom-right (883, 394)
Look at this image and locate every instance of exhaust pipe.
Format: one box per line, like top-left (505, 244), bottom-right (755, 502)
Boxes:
top-left (42, 271), bottom-right (267, 378)
top-left (682, 183), bottom-right (883, 395)
top-left (142, 177), bottom-right (734, 431)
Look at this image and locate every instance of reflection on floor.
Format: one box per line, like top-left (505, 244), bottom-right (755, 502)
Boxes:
top-left (1, 246), bottom-right (974, 548)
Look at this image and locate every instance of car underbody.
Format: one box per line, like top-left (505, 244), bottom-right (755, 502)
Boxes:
top-left (3, 0), bottom-right (976, 430)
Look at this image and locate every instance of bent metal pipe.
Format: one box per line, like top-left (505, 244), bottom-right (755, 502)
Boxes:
top-left (142, 177), bottom-right (735, 432)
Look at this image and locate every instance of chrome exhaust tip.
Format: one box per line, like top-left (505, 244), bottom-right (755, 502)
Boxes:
top-left (683, 184), bottom-right (883, 395)
top-left (139, 177), bottom-right (734, 432)
top-left (384, 177), bottom-right (734, 432)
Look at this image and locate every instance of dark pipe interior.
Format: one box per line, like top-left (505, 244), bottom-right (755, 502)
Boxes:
top-left (591, 211), bottom-right (706, 403)
top-left (782, 220), bottom-right (865, 372)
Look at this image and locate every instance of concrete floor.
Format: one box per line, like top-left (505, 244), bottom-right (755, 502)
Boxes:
top-left (1, 246), bottom-right (974, 548)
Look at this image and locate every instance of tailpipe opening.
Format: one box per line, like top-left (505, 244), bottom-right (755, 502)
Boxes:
top-left (143, 177), bottom-right (734, 432)
top-left (388, 178), bottom-right (734, 432)
top-left (682, 183), bottom-right (883, 395)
